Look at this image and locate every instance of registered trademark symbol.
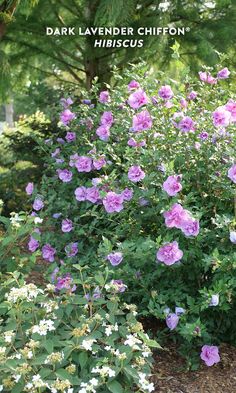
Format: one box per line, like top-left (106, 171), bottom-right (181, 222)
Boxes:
top-left (185, 27), bottom-right (190, 32)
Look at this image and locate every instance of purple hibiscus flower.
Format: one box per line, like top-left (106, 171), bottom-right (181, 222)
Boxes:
top-left (158, 85), bottom-right (174, 100)
top-left (103, 192), bottom-right (124, 213)
top-left (33, 198), bottom-right (44, 211)
top-left (128, 165), bottom-right (145, 182)
top-left (132, 110), bottom-right (152, 132)
top-left (166, 313), bottom-right (179, 330)
top-left (61, 219), bottom-right (73, 233)
top-left (65, 131), bottom-right (76, 142)
top-left (163, 203), bottom-right (190, 229)
top-left (228, 164), bottom-right (236, 183)
top-left (75, 156), bottom-right (93, 172)
top-left (107, 252), bottom-right (123, 266)
top-left (42, 244), bottom-right (56, 262)
top-left (60, 109), bottom-right (76, 125)
top-left (65, 242), bottom-right (78, 257)
top-left (162, 175), bottom-right (182, 196)
top-left (57, 169), bottom-right (73, 183)
top-left (25, 182), bottom-right (34, 195)
top-left (200, 345), bottom-right (220, 366)
top-left (128, 89), bottom-right (149, 109)
top-left (75, 186), bottom-right (87, 201)
top-left (99, 91), bottom-right (110, 103)
top-left (156, 241), bottom-right (183, 265)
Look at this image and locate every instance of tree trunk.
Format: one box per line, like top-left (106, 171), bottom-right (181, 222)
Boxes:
top-left (5, 101), bottom-right (14, 127)
top-left (85, 55), bottom-right (99, 90)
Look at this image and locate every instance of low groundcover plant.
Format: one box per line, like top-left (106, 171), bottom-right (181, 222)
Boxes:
top-left (0, 272), bottom-right (159, 392)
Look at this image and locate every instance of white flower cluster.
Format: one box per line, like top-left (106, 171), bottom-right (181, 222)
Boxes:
top-left (78, 378), bottom-right (98, 393)
top-left (46, 283), bottom-right (56, 292)
top-left (138, 372), bottom-right (155, 392)
top-left (104, 346), bottom-right (127, 360)
top-left (6, 283), bottom-right (43, 303)
top-left (25, 374), bottom-right (47, 391)
top-left (45, 351), bottom-right (64, 364)
top-left (50, 389), bottom-right (73, 393)
top-left (124, 334), bottom-right (142, 349)
top-left (9, 212), bottom-right (24, 228)
top-left (34, 217), bottom-right (43, 224)
top-left (3, 330), bottom-right (15, 343)
top-left (91, 366), bottom-right (115, 378)
top-left (0, 347), bottom-right (6, 358)
top-left (123, 303), bottom-right (138, 316)
top-left (104, 323), bottom-right (119, 336)
top-left (41, 300), bottom-right (59, 313)
top-left (30, 319), bottom-right (55, 336)
top-left (81, 338), bottom-right (97, 351)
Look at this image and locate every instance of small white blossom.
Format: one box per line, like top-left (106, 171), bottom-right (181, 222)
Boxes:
top-left (138, 372), bottom-right (155, 392)
top-left (92, 365), bottom-right (115, 378)
top-left (81, 338), bottom-right (97, 351)
top-left (6, 283), bottom-right (43, 303)
top-left (10, 212), bottom-right (23, 228)
top-left (13, 375), bottom-right (21, 383)
top-left (4, 330), bottom-right (15, 343)
top-left (34, 217), bottom-right (43, 224)
top-left (124, 334), bottom-right (142, 349)
top-left (31, 319), bottom-right (55, 336)
top-left (0, 347), bottom-right (6, 356)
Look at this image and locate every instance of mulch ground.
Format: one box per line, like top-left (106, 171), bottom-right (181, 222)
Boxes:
top-left (152, 343), bottom-right (236, 393)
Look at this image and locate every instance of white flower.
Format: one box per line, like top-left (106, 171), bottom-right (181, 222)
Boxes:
top-left (90, 378), bottom-right (98, 386)
top-left (10, 213), bottom-right (23, 228)
top-left (6, 283), bottom-right (43, 303)
top-left (25, 383), bottom-right (33, 390)
top-left (0, 347), bottom-right (6, 356)
top-left (105, 326), bottom-right (113, 336)
top-left (78, 380), bottom-right (97, 393)
top-left (92, 365), bottom-right (115, 378)
top-left (46, 284), bottom-right (56, 292)
top-left (105, 323), bottom-right (119, 336)
top-left (13, 375), bottom-right (21, 383)
top-left (0, 385), bottom-right (3, 392)
top-left (124, 334), bottom-right (142, 349)
top-left (41, 300), bottom-right (59, 313)
top-left (81, 338), bottom-right (97, 351)
top-left (31, 319), bottom-right (55, 336)
top-left (34, 217), bottom-right (43, 224)
top-left (4, 330), bottom-right (15, 343)
top-left (138, 372), bottom-right (155, 392)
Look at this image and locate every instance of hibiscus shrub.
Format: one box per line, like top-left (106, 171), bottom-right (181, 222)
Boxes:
top-left (0, 272), bottom-right (157, 393)
top-left (26, 63), bottom-right (236, 367)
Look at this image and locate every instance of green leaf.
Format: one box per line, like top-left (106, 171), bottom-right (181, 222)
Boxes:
top-left (138, 332), bottom-right (162, 349)
top-left (55, 368), bottom-right (72, 381)
top-left (78, 351), bottom-right (88, 369)
top-left (39, 367), bottom-right (52, 378)
top-left (124, 366), bottom-right (138, 379)
top-left (107, 380), bottom-right (124, 393)
top-left (0, 216), bottom-right (9, 225)
top-left (11, 381), bottom-right (25, 393)
top-left (42, 339), bottom-right (54, 353)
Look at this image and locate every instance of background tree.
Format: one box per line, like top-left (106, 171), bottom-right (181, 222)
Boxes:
top-left (1, 0), bottom-right (236, 88)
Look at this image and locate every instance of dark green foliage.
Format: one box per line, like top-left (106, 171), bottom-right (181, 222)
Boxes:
top-left (0, 111), bottom-right (60, 215)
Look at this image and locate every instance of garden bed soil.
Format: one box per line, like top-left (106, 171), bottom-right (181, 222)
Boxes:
top-left (152, 343), bottom-right (236, 393)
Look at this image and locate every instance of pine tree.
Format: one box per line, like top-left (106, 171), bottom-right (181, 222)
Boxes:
top-left (0, 0), bottom-right (235, 99)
